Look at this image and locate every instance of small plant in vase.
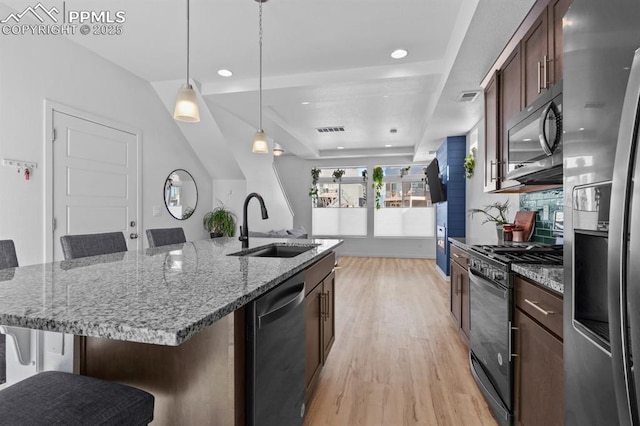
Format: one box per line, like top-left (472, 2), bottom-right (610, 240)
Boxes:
top-left (399, 165), bottom-right (411, 178)
top-left (332, 168), bottom-right (345, 182)
top-left (468, 199), bottom-right (511, 240)
top-left (203, 206), bottom-right (237, 238)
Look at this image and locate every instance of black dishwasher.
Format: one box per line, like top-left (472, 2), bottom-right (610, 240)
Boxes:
top-left (246, 271), bottom-right (306, 426)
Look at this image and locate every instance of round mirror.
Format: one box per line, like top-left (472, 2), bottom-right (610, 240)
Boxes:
top-left (164, 169), bottom-right (198, 220)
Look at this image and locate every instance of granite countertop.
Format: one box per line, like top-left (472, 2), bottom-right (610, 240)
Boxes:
top-left (512, 263), bottom-right (564, 295)
top-left (0, 238), bottom-right (342, 346)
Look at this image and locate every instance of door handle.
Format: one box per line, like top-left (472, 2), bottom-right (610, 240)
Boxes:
top-left (129, 233), bottom-right (138, 239)
top-left (542, 55), bottom-right (549, 89)
top-left (537, 61), bottom-right (542, 94)
top-left (490, 160), bottom-right (498, 182)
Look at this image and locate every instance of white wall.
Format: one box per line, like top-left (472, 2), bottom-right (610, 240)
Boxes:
top-left (275, 155), bottom-right (436, 258)
top-left (0, 3), bottom-right (212, 264)
top-left (465, 121), bottom-right (518, 241)
top-left (207, 104), bottom-right (293, 233)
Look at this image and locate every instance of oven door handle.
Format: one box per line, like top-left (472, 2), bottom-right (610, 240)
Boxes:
top-left (469, 269), bottom-right (508, 299)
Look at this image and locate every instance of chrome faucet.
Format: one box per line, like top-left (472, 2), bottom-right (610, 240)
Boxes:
top-left (239, 192), bottom-right (269, 249)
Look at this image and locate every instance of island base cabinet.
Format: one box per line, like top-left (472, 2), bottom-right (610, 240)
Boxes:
top-left (304, 252), bottom-right (336, 406)
top-left (76, 314), bottom-right (235, 426)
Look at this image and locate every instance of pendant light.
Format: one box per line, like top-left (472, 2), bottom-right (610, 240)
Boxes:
top-left (252, 0), bottom-right (269, 153)
top-left (174, 0), bottom-right (200, 123)
top-left (273, 143), bottom-right (284, 156)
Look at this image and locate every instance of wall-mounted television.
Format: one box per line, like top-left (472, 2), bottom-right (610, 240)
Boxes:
top-left (426, 158), bottom-right (446, 204)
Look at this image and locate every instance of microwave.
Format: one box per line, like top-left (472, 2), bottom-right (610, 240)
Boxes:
top-left (506, 83), bottom-right (563, 185)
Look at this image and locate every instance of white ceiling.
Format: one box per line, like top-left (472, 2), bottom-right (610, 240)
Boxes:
top-left (3, 0), bottom-right (536, 161)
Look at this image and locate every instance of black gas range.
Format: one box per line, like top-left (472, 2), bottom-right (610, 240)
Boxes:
top-left (469, 244), bottom-right (563, 287)
top-left (467, 243), bottom-right (563, 426)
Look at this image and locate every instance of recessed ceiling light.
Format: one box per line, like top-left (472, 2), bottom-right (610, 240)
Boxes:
top-left (385, 144), bottom-right (393, 148)
top-left (523, 138), bottom-right (532, 141)
top-left (337, 146), bottom-right (344, 150)
top-left (391, 49), bottom-right (408, 59)
top-left (217, 69), bottom-right (233, 77)
top-left (579, 127), bottom-right (585, 131)
top-left (383, 95), bottom-right (389, 98)
top-left (301, 101), bottom-right (310, 105)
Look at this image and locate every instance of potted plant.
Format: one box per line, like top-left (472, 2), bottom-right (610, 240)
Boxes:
top-left (309, 167), bottom-right (321, 202)
top-left (203, 206), bottom-right (237, 238)
top-left (372, 166), bottom-right (384, 209)
top-left (400, 165), bottom-right (411, 178)
top-left (464, 147), bottom-right (476, 179)
top-left (469, 199), bottom-right (511, 239)
top-left (332, 168), bottom-right (345, 182)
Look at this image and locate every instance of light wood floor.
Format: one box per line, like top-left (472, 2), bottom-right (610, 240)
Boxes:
top-left (303, 257), bottom-right (497, 426)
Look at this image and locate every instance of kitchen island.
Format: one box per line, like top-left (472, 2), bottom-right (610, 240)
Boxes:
top-left (0, 237), bottom-right (342, 425)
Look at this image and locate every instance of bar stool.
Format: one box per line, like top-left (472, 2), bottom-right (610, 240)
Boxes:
top-left (146, 227), bottom-right (186, 248)
top-left (60, 232), bottom-right (127, 260)
top-left (0, 239), bottom-right (155, 425)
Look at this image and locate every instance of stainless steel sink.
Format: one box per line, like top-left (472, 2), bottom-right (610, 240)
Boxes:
top-left (228, 243), bottom-right (317, 258)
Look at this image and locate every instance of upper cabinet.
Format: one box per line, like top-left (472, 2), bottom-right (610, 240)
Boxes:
top-left (522, 12), bottom-right (549, 107)
top-left (548, 0), bottom-right (573, 84)
top-left (484, 72), bottom-right (500, 193)
top-left (482, 0), bottom-right (572, 193)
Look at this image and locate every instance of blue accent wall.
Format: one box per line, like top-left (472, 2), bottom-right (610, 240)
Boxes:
top-left (435, 135), bottom-right (466, 276)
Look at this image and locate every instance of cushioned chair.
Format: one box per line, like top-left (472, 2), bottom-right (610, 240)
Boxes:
top-left (0, 240), bottom-right (18, 270)
top-left (0, 239), bottom-right (154, 424)
top-left (146, 227), bottom-right (186, 248)
top-left (60, 232), bottom-right (127, 260)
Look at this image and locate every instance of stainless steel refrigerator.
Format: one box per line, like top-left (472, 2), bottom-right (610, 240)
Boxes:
top-left (564, 0), bottom-right (640, 424)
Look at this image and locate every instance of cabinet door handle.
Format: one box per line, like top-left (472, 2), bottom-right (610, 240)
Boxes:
top-left (453, 253), bottom-right (460, 258)
top-left (319, 292), bottom-right (326, 320)
top-left (509, 321), bottom-right (518, 361)
top-left (325, 290), bottom-right (330, 321)
top-left (524, 298), bottom-right (554, 315)
top-left (542, 55), bottom-right (549, 89)
top-left (537, 61), bottom-right (542, 94)
top-left (490, 160), bottom-right (498, 181)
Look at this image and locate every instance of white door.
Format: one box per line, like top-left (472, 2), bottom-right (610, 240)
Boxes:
top-left (52, 110), bottom-right (140, 261)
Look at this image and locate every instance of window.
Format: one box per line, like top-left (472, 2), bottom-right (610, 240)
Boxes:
top-left (373, 165), bottom-right (435, 238)
top-left (312, 167), bottom-right (367, 236)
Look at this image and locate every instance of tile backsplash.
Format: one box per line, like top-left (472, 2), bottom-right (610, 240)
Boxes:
top-left (519, 189), bottom-right (563, 244)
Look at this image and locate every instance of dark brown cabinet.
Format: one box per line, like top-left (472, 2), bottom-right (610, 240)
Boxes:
top-left (304, 252), bottom-right (336, 404)
top-left (513, 276), bottom-right (563, 426)
top-left (522, 12), bottom-right (550, 107)
top-left (548, 0), bottom-right (572, 84)
top-left (482, 0), bottom-right (572, 193)
top-left (449, 245), bottom-right (470, 344)
top-left (484, 72), bottom-right (500, 192)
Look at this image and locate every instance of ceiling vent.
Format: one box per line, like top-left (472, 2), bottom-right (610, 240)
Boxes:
top-left (457, 91), bottom-right (481, 103)
top-left (316, 126), bottom-right (345, 133)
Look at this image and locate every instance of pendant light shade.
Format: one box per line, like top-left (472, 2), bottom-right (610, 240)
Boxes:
top-left (273, 143), bottom-right (284, 156)
top-left (174, 0), bottom-right (200, 123)
top-left (252, 0), bottom-right (269, 153)
top-left (174, 84), bottom-right (200, 122)
top-left (252, 130), bottom-right (269, 154)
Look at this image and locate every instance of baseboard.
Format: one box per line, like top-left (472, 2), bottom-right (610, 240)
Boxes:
top-left (435, 265), bottom-right (450, 280)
